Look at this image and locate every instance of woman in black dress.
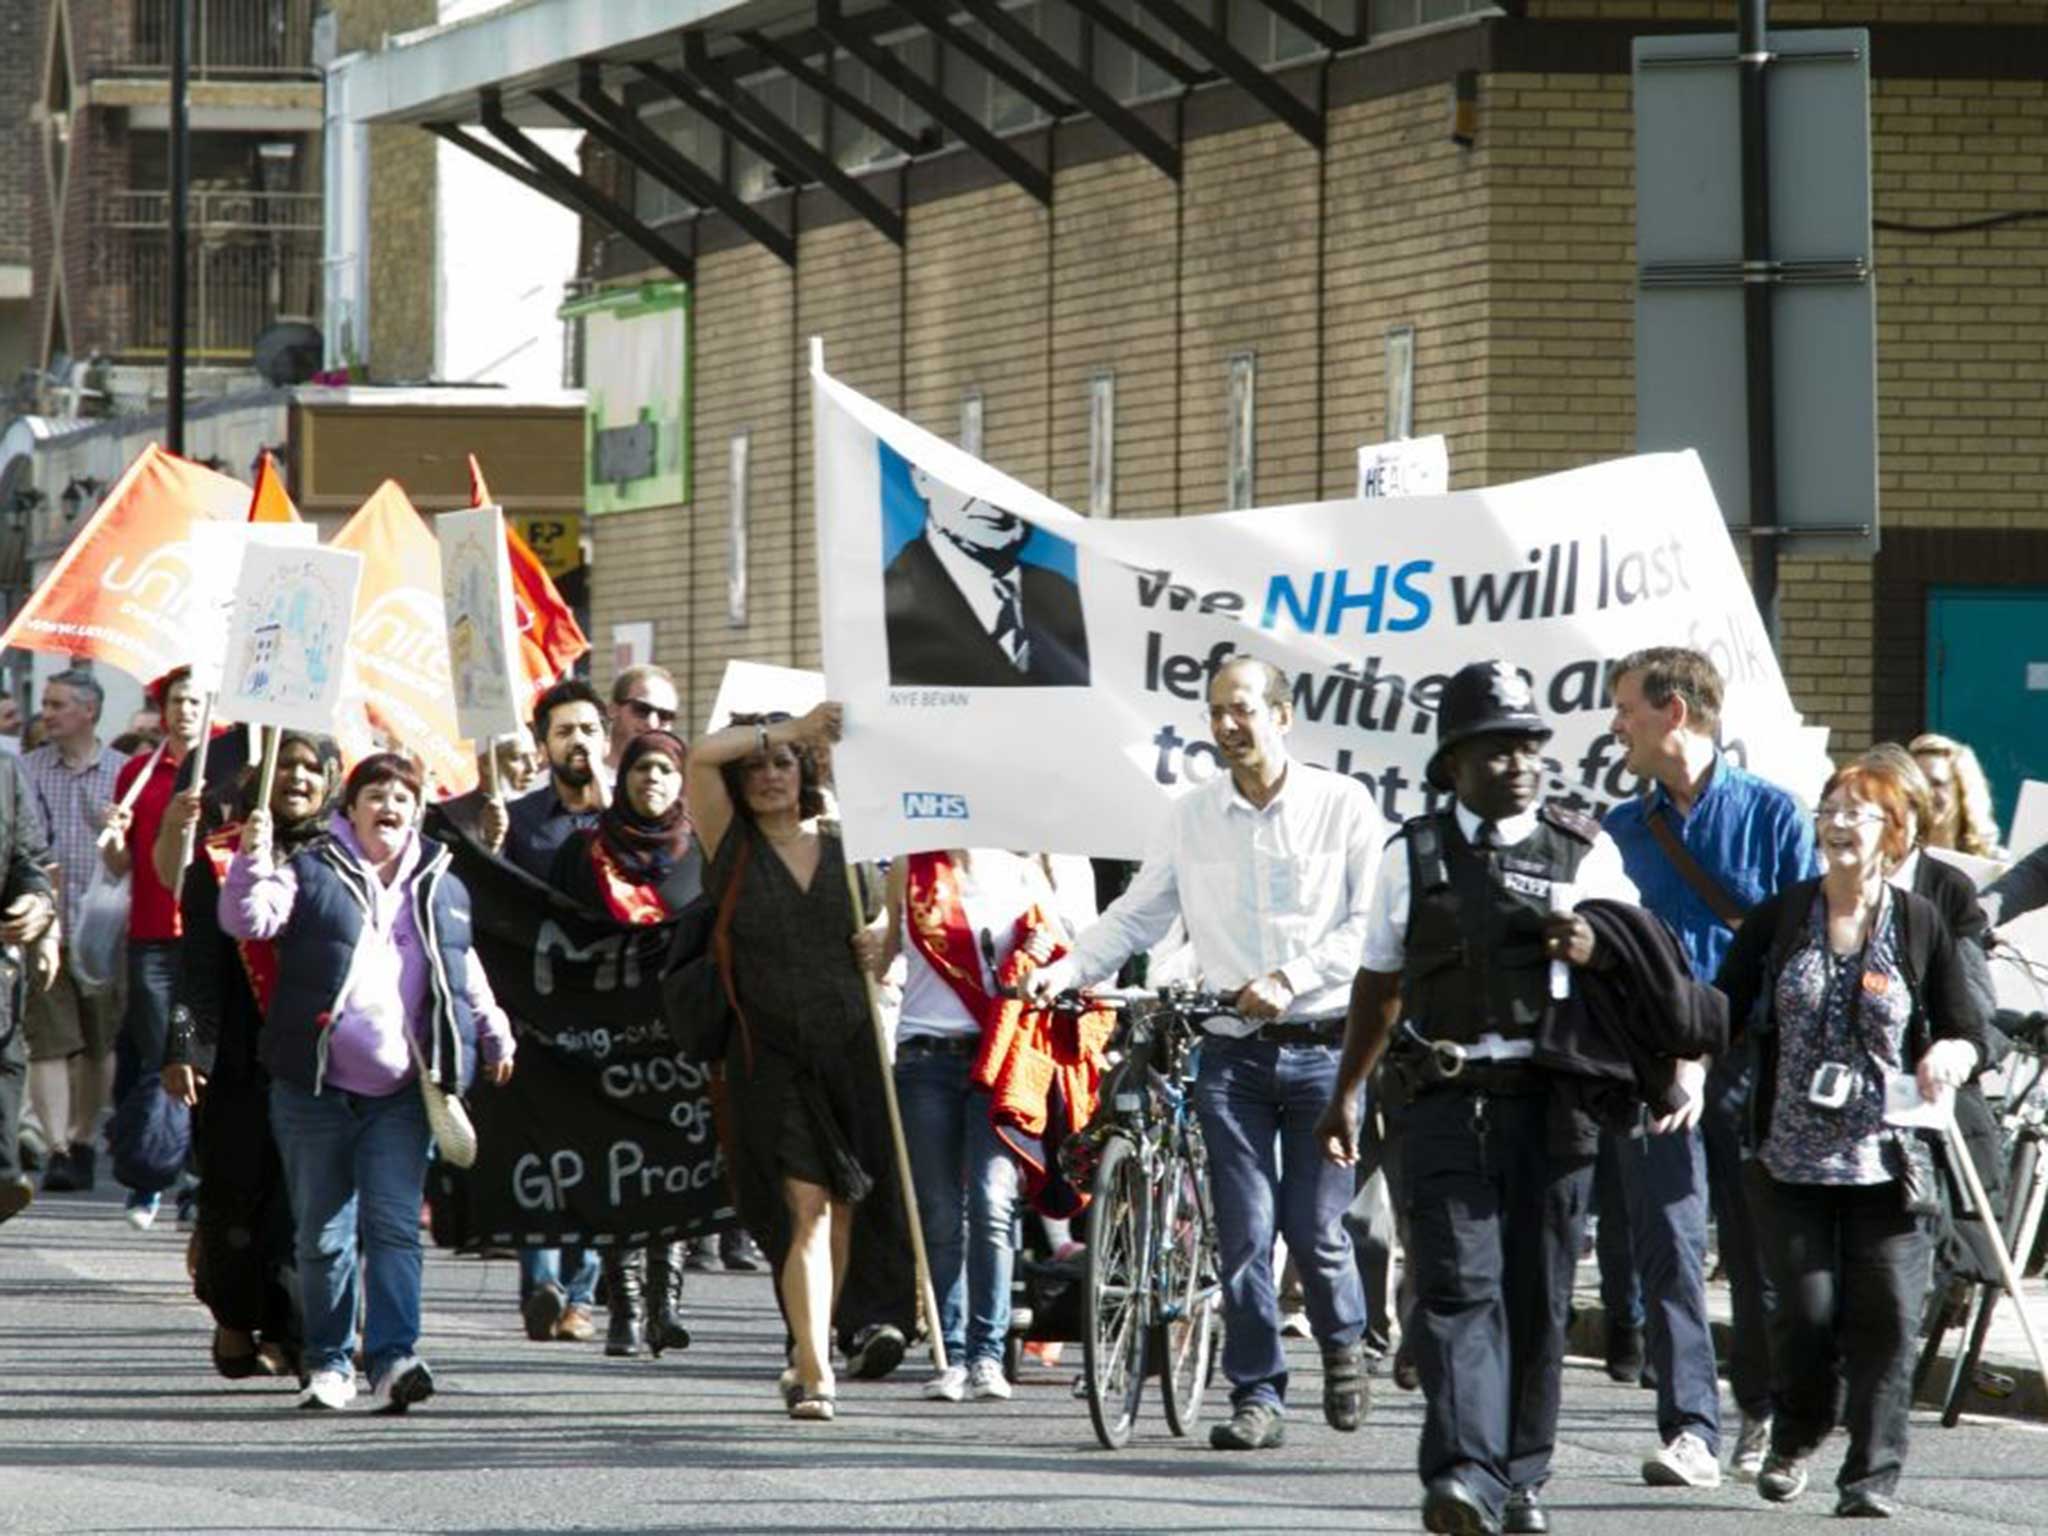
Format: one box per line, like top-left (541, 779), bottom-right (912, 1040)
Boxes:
top-left (161, 730), bottom-right (340, 1380)
top-left (686, 702), bottom-right (896, 1421)
top-left (550, 730), bottom-right (703, 1359)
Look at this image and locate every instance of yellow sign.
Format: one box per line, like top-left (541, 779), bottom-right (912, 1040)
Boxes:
top-left (512, 514), bottom-right (584, 578)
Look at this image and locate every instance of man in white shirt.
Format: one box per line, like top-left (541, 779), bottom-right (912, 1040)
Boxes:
top-left (1031, 656), bottom-right (1381, 1451)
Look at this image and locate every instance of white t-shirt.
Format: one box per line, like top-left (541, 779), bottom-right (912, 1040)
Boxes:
top-left (898, 851), bottom-right (1054, 1040)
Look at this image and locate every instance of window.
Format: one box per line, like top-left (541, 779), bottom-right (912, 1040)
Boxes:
top-left (1226, 352), bottom-right (1256, 511)
top-left (1089, 0), bottom-right (1191, 104)
top-left (728, 430), bottom-right (750, 628)
top-left (1368, 0), bottom-right (1495, 38)
top-left (1230, 1), bottom-right (1357, 65)
top-left (833, 33), bottom-right (936, 171)
top-left (1385, 325), bottom-right (1415, 440)
top-left (732, 71), bottom-right (823, 203)
top-left (632, 106), bottom-right (720, 226)
top-left (1088, 374), bottom-right (1115, 518)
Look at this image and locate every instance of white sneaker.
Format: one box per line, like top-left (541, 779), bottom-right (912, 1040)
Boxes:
top-left (297, 1369), bottom-right (357, 1411)
top-left (1643, 1430), bottom-right (1724, 1488)
top-left (968, 1358), bottom-right (1012, 1401)
top-left (1279, 1308), bottom-right (1311, 1339)
top-left (1731, 1413), bottom-right (1771, 1480)
top-left (365, 1356), bottom-right (434, 1415)
top-left (923, 1364), bottom-right (968, 1402)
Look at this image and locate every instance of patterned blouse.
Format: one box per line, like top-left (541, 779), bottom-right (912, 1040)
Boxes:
top-left (1760, 891), bottom-right (1912, 1187)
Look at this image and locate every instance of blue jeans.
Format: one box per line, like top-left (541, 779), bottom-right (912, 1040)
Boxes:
top-left (271, 1079), bottom-right (432, 1382)
top-left (1614, 1120), bottom-right (1720, 1450)
top-left (1194, 1037), bottom-right (1365, 1410)
top-left (896, 1048), bottom-right (1019, 1365)
top-left (519, 1246), bottom-right (598, 1308)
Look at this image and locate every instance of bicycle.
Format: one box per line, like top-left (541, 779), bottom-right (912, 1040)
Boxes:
top-left (1056, 985), bottom-right (1232, 1450)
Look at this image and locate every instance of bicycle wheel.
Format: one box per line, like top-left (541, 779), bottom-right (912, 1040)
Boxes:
top-left (1083, 1133), bottom-right (1149, 1450)
top-left (1157, 1140), bottom-right (1221, 1437)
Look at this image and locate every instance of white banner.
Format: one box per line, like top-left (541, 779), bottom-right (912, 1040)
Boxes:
top-left (438, 504), bottom-right (524, 742)
top-left (815, 367), bottom-right (1825, 862)
top-left (1357, 434), bottom-right (1449, 500)
top-left (218, 543), bottom-right (364, 735)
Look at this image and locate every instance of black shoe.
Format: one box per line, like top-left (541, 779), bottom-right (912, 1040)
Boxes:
top-left (1604, 1323), bottom-right (1644, 1384)
top-left (1503, 1489), bottom-right (1548, 1535)
top-left (721, 1230), bottom-right (766, 1272)
top-left (1208, 1400), bottom-right (1285, 1451)
top-left (68, 1141), bottom-right (97, 1192)
top-left (844, 1323), bottom-right (906, 1380)
top-left (39, 1150), bottom-right (81, 1194)
top-left (1422, 1476), bottom-right (1501, 1536)
top-left (603, 1249), bottom-right (646, 1357)
top-left (1835, 1489), bottom-right (1897, 1519)
top-left (1321, 1341), bottom-right (1369, 1431)
top-left (684, 1236), bottom-right (720, 1272)
top-left (0, 1176), bottom-right (32, 1226)
top-left (646, 1242), bottom-right (691, 1357)
top-left (18, 1130), bottom-right (44, 1173)
top-left (522, 1280), bottom-right (567, 1343)
top-left (1394, 1346), bottom-right (1421, 1392)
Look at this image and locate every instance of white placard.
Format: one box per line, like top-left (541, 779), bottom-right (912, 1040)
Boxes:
top-left (706, 660), bottom-right (825, 735)
top-left (437, 505), bottom-right (524, 742)
top-left (217, 544), bottom-right (364, 734)
top-left (813, 365), bottom-right (1826, 861)
top-left (612, 621), bottom-right (653, 674)
top-left (1926, 845), bottom-right (2006, 890)
top-left (186, 520), bottom-right (318, 693)
top-left (2009, 779), bottom-right (2048, 858)
top-left (1356, 434), bottom-right (1450, 500)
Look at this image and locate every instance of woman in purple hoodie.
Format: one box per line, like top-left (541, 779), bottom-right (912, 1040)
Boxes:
top-left (222, 752), bottom-right (515, 1414)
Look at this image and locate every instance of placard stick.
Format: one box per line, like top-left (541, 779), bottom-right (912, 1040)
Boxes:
top-left (843, 857), bottom-right (949, 1375)
top-left (95, 739), bottom-right (168, 850)
top-left (174, 693), bottom-right (216, 874)
top-left (1943, 1120), bottom-right (2048, 1384)
top-left (484, 734), bottom-right (503, 802)
top-left (254, 726), bottom-right (282, 813)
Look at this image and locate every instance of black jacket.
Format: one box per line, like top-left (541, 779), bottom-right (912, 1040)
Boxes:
top-left (883, 533), bottom-right (1089, 688)
top-left (0, 756), bottom-right (54, 1041)
top-left (1911, 853), bottom-right (1998, 1031)
top-left (1536, 898), bottom-right (1730, 1128)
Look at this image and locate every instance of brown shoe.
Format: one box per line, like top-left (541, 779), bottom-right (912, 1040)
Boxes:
top-left (555, 1303), bottom-right (598, 1342)
top-left (0, 1176), bottom-right (32, 1226)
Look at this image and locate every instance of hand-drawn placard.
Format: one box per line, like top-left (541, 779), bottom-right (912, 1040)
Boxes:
top-left (217, 543), bottom-right (364, 734)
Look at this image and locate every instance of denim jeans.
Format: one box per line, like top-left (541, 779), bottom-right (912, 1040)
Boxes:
top-left (896, 1048), bottom-right (1019, 1365)
top-left (112, 941), bottom-right (179, 1117)
top-left (519, 1246), bottom-right (599, 1308)
top-left (271, 1079), bottom-right (432, 1382)
top-left (1613, 1119), bottom-right (1720, 1450)
top-left (1193, 1037), bottom-right (1364, 1410)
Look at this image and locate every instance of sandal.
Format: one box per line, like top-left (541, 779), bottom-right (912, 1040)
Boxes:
top-left (782, 1374), bottom-right (837, 1421)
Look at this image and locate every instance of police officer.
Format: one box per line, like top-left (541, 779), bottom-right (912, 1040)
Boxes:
top-left (1317, 662), bottom-right (1639, 1536)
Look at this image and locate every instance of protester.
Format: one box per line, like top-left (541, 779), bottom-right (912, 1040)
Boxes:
top-left (1319, 660), bottom-right (1643, 1536)
top-left (606, 664), bottom-right (680, 776)
top-left (221, 751), bottom-right (515, 1412)
top-left (1600, 647), bottom-right (1816, 1485)
top-left (1714, 758), bottom-right (1985, 1516)
top-left (163, 731), bottom-right (342, 1380)
top-left (485, 679), bottom-right (608, 1344)
top-left (550, 730), bottom-right (703, 1359)
top-left (875, 847), bottom-right (1057, 1403)
top-left (686, 702), bottom-right (899, 1422)
top-left (1909, 733), bottom-right (2004, 861)
top-left (19, 670), bottom-right (126, 1196)
top-left (100, 665), bottom-right (206, 1229)
top-left (0, 751), bottom-right (59, 1226)
top-left (0, 691), bottom-right (21, 750)
top-left (1031, 656), bottom-right (1380, 1453)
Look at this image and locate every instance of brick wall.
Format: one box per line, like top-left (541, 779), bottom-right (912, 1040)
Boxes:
top-left (0, 0), bottom-right (36, 272)
top-left (338, 0), bottom-right (436, 381)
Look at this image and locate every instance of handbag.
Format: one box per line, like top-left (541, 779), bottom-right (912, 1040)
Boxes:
top-left (407, 1027), bottom-right (479, 1170)
top-left (659, 833), bottom-right (752, 1062)
top-left (108, 1074), bottom-right (192, 1194)
top-left (1887, 1129), bottom-right (1944, 1219)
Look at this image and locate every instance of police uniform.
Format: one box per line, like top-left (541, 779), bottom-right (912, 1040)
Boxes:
top-left (1357, 664), bottom-right (1638, 1533)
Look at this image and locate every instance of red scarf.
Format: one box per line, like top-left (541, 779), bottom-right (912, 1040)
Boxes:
top-left (904, 852), bottom-right (996, 1023)
top-left (591, 836), bottom-right (671, 926)
top-left (205, 827), bottom-right (281, 1015)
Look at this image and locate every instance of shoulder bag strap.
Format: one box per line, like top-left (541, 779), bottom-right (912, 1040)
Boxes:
top-left (1645, 801), bottom-right (1748, 931)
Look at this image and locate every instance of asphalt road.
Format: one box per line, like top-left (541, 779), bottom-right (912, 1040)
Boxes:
top-left (4, 1188), bottom-right (2045, 1535)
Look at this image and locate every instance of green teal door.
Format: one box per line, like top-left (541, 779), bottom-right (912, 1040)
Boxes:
top-left (1926, 586), bottom-right (2048, 829)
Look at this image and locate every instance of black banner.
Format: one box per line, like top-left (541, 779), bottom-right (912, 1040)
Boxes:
top-left (426, 812), bottom-right (734, 1249)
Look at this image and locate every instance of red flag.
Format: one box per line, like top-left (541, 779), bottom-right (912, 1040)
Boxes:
top-left (247, 451), bottom-right (299, 523)
top-left (466, 454), bottom-right (589, 699)
top-left (0, 443), bottom-right (250, 679)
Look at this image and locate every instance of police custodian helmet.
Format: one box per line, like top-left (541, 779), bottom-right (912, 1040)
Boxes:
top-left (1425, 660), bottom-right (1553, 791)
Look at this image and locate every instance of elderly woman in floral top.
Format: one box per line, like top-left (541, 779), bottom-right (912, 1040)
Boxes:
top-left (1715, 757), bottom-right (1985, 1518)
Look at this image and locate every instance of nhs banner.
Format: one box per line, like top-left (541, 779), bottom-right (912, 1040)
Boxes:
top-left (814, 364), bottom-right (1821, 862)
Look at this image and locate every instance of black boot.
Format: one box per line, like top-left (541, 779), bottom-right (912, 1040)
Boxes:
top-left (603, 1247), bottom-right (646, 1357)
top-left (646, 1242), bottom-right (691, 1357)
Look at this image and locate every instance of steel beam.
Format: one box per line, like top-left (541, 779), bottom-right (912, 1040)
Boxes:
top-left (888, 0), bottom-right (1075, 122)
top-left (1062, 0), bottom-right (1210, 88)
top-left (1128, 0), bottom-right (1322, 148)
top-left (738, 30), bottom-right (926, 158)
top-left (1252, 0), bottom-right (1353, 53)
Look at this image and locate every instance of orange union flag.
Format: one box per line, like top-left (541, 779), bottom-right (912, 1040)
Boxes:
top-left (0, 443), bottom-right (251, 678)
top-left (331, 481), bottom-right (478, 797)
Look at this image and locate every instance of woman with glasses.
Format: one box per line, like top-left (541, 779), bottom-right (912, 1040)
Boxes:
top-left (1714, 759), bottom-right (1986, 1516)
top-left (685, 703), bottom-right (898, 1422)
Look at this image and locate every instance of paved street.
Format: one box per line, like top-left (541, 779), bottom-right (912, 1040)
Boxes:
top-left (4, 1188), bottom-right (2045, 1535)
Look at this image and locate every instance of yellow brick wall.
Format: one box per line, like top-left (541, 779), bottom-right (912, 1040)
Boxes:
top-left (1528, 2), bottom-right (2043, 20)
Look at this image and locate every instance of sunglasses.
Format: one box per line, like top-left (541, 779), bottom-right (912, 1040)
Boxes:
top-left (623, 698), bottom-right (677, 726)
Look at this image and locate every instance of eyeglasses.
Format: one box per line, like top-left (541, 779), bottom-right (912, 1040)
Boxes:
top-left (623, 698), bottom-right (676, 726)
top-left (1815, 805), bottom-right (1886, 828)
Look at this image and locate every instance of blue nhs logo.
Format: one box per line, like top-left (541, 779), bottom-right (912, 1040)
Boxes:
top-left (902, 792), bottom-right (970, 820)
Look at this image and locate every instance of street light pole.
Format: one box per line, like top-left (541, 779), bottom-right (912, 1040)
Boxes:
top-left (168, 0), bottom-right (191, 454)
top-left (1738, 0), bottom-right (1780, 643)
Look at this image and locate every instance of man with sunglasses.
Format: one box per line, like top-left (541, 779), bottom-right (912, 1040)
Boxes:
top-left (608, 666), bottom-right (681, 777)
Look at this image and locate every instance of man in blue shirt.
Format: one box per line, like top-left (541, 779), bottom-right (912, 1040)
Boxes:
top-left (1602, 647), bottom-right (1816, 1490)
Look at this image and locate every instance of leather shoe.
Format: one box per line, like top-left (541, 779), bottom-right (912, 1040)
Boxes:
top-left (1422, 1476), bottom-right (1501, 1536)
top-left (1321, 1342), bottom-right (1369, 1431)
top-left (1604, 1323), bottom-right (1644, 1384)
top-left (0, 1176), bottom-right (31, 1226)
top-left (1394, 1345), bottom-right (1421, 1392)
top-left (1504, 1489), bottom-right (1548, 1535)
top-left (1208, 1400), bottom-right (1284, 1450)
top-left (1835, 1489), bottom-right (1897, 1519)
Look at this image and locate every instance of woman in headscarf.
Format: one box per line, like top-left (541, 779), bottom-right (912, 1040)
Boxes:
top-left (162, 730), bottom-right (342, 1381)
top-left (550, 730), bottom-right (704, 1358)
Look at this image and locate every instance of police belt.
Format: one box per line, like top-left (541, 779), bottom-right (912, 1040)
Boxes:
top-left (1385, 1026), bottom-right (1544, 1098)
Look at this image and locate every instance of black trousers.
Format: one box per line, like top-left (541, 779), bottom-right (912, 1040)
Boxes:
top-left (1747, 1164), bottom-right (1931, 1498)
top-left (1404, 1089), bottom-right (1592, 1514)
top-left (0, 1015), bottom-right (26, 1183)
top-left (1703, 1046), bottom-right (1774, 1418)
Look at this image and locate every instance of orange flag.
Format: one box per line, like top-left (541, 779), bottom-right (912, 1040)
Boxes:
top-left (331, 481), bottom-right (478, 797)
top-left (466, 454), bottom-right (589, 702)
top-left (247, 450), bottom-right (299, 523)
top-left (0, 443), bottom-right (251, 680)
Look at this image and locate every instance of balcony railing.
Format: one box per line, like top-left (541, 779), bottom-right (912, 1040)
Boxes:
top-left (121, 0), bottom-right (319, 79)
top-left (104, 188), bottom-right (322, 361)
